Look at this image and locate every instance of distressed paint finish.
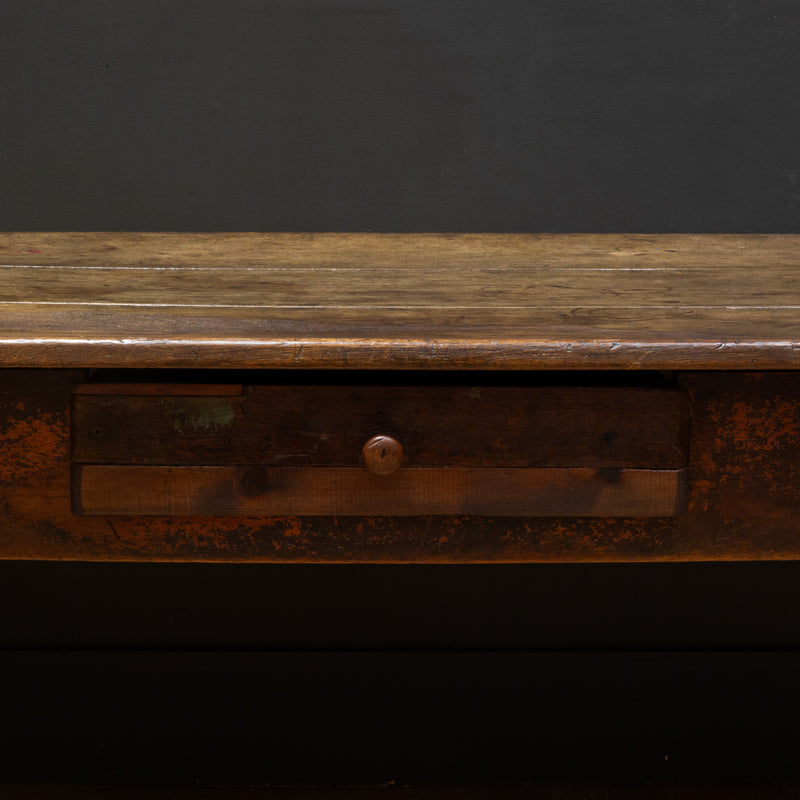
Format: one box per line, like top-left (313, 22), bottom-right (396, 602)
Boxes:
top-left (159, 397), bottom-right (237, 433)
top-left (680, 371), bottom-right (800, 557)
top-left (1, 369), bottom-right (800, 562)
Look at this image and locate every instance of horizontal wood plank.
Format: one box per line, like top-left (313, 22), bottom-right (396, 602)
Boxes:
top-left (5, 264), bottom-right (800, 307)
top-left (73, 465), bottom-right (686, 517)
top-left (3, 232), bottom-right (800, 269)
top-left (72, 385), bottom-right (690, 469)
top-left (1, 233), bottom-right (799, 369)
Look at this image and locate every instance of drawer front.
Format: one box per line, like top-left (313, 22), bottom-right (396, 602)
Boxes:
top-left (71, 382), bottom-right (689, 517)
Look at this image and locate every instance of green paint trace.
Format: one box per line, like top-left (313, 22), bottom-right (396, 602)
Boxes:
top-left (161, 398), bottom-right (236, 433)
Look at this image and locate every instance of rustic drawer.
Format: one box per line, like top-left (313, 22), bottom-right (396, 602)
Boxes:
top-left (71, 381), bottom-right (689, 517)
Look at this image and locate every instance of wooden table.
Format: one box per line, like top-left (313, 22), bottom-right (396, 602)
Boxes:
top-left (2, 232), bottom-right (799, 563)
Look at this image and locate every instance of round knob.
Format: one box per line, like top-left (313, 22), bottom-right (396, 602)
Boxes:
top-left (362, 435), bottom-right (403, 475)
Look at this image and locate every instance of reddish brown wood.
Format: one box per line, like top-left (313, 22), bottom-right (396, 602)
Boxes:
top-left (71, 384), bottom-right (690, 469)
top-left (362, 435), bottom-right (403, 475)
top-left (0, 368), bottom-right (799, 562)
top-left (73, 464), bottom-right (685, 517)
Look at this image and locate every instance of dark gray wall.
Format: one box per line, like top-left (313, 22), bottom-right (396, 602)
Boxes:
top-left (3, 0), bottom-right (800, 231)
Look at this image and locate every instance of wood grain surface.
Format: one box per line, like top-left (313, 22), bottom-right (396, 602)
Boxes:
top-left (2, 368), bottom-right (800, 562)
top-left (74, 465), bottom-right (685, 517)
top-left (71, 381), bottom-right (688, 518)
top-left (1, 233), bottom-right (800, 369)
top-left (71, 384), bottom-right (690, 468)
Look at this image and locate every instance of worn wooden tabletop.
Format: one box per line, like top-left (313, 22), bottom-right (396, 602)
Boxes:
top-left (1, 232), bottom-right (798, 369)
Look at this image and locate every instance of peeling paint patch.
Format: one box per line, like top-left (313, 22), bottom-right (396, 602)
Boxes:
top-left (0, 413), bottom-right (68, 486)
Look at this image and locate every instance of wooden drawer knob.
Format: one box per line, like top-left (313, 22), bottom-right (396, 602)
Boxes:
top-left (362, 435), bottom-right (403, 475)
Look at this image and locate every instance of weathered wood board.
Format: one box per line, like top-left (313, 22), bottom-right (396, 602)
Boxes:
top-left (1, 369), bottom-right (799, 562)
top-left (1, 233), bottom-right (800, 369)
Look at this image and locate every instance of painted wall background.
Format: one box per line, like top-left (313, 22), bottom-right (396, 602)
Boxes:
top-left (3, 0), bottom-right (799, 232)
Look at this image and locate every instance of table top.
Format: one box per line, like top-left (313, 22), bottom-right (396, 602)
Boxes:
top-left (1, 232), bottom-right (798, 370)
